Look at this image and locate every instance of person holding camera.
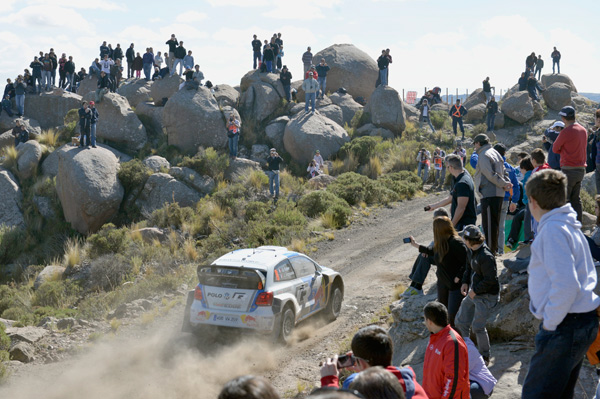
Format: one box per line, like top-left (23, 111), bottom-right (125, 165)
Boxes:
top-left (11, 120), bottom-right (29, 147)
top-left (416, 148), bottom-right (430, 184)
top-left (266, 149), bottom-right (284, 199)
top-left (319, 325), bottom-right (428, 398)
top-left (14, 76), bottom-right (26, 116)
top-left (226, 114), bottom-right (241, 159)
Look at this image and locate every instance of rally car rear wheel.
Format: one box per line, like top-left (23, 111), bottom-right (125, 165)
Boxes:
top-left (279, 306), bottom-right (295, 344)
top-left (324, 286), bottom-right (343, 321)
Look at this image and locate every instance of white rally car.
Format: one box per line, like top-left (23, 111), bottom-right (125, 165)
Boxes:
top-left (182, 246), bottom-right (344, 343)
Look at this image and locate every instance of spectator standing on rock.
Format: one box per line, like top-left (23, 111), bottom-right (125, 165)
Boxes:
top-left (166, 34), bottom-right (178, 71)
top-left (419, 99), bottom-right (435, 133)
top-left (518, 72), bottom-right (527, 91)
top-left (1, 95), bottom-right (13, 117)
top-left (416, 148), bottom-right (430, 184)
top-left (266, 148), bottom-right (284, 199)
top-left (551, 46), bottom-right (561, 74)
top-left (315, 59), bottom-right (330, 99)
top-left (302, 72), bottom-right (319, 113)
top-left (280, 65), bottom-right (292, 102)
top-left (449, 100), bottom-right (467, 139)
top-left (183, 50), bottom-right (194, 71)
top-left (3, 78), bottom-right (14, 99)
top-left (172, 41), bottom-right (186, 76)
top-left (49, 49), bottom-right (58, 87)
top-left (377, 50), bottom-right (390, 87)
top-left (485, 96), bottom-right (497, 133)
top-left (521, 169), bottom-right (600, 399)
top-left (302, 47), bottom-right (313, 73)
top-left (100, 55), bottom-right (114, 75)
top-left (142, 48), bottom-right (154, 81)
top-left (109, 59), bottom-right (122, 92)
top-left (41, 54), bottom-right (52, 91)
top-left (133, 53), bottom-right (143, 79)
top-left (192, 65), bottom-right (204, 84)
top-left (95, 71), bottom-right (111, 103)
top-left (113, 44), bottom-right (123, 63)
top-left (385, 48), bottom-right (392, 81)
top-left (58, 53), bottom-right (67, 89)
top-left (64, 56), bottom-right (76, 92)
top-left (473, 133), bottom-right (511, 255)
top-left (12, 119), bottom-right (29, 147)
top-left (226, 113), bottom-right (241, 159)
top-left (88, 101), bottom-right (99, 148)
top-left (78, 101), bottom-right (90, 147)
top-left (455, 225), bottom-right (499, 365)
top-left (433, 147), bottom-right (446, 187)
top-left (252, 34), bottom-right (262, 69)
top-left (154, 51), bottom-right (163, 70)
top-left (14, 76), bottom-right (26, 116)
top-left (482, 77), bottom-right (493, 104)
top-left (262, 44), bottom-right (274, 73)
top-left (525, 52), bottom-right (537, 74)
top-left (553, 106), bottom-right (587, 222)
top-left (422, 301), bottom-right (470, 399)
top-left (535, 55), bottom-right (544, 79)
top-left (542, 121), bottom-right (564, 170)
top-left (313, 150), bottom-right (324, 170)
top-left (126, 43), bottom-right (135, 79)
top-left (99, 41), bottom-right (109, 58)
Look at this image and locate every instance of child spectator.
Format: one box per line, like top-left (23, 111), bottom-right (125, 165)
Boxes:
top-left (132, 53), bottom-right (143, 79)
top-left (307, 160), bottom-right (320, 178)
top-left (521, 169), bottom-right (600, 398)
top-left (313, 150), bottom-right (324, 170)
top-left (506, 156), bottom-right (535, 248)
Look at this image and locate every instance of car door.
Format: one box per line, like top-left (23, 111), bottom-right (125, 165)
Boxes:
top-left (290, 256), bottom-right (323, 319)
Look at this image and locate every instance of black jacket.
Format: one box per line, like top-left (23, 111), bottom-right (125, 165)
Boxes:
top-left (166, 39), bottom-right (178, 53)
top-left (126, 47), bottom-right (135, 63)
top-left (100, 45), bottom-right (109, 58)
top-left (252, 39), bottom-right (262, 52)
top-left (486, 101), bottom-right (498, 114)
top-left (30, 60), bottom-right (42, 77)
top-left (267, 155), bottom-right (283, 171)
top-left (461, 243), bottom-right (499, 295)
top-left (377, 55), bottom-right (389, 70)
top-left (280, 71), bottom-right (292, 86)
top-left (98, 74), bottom-right (111, 89)
top-left (419, 236), bottom-right (468, 290)
top-left (263, 48), bottom-right (274, 62)
top-left (174, 46), bottom-right (186, 59)
top-left (65, 61), bottom-right (75, 74)
top-left (113, 47), bottom-right (123, 60)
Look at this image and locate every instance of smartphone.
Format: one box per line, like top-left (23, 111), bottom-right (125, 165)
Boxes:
top-left (337, 354), bottom-right (356, 369)
top-left (403, 237), bottom-right (411, 244)
top-left (424, 206), bottom-right (431, 211)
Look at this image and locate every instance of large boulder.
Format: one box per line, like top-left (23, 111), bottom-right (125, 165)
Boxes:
top-left (463, 88), bottom-right (486, 110)
top-left (163, 86), bottom-right (228, 152)
top-left (583, 171), bottom-right (596, 197)
top-left (135, 173), bottom-right (202, 216)
top-left (355, 123), bottom-right (394, 140)
top-left (117, 79), bottom-right (152, 108)
top-left (168, 167), bottom-right (215, 196)
top-left (240, 81), bottom-right (282, 122)
top-left (16, 140), bottom-right (43, 179)
top-left (329, 92), bottom-right (363, 126)
top-left (56, 147), bottom-right (124, 234)
top-left (0, 169), bottom-right (24, 227)
top-left (82, 92), bottom-right (147, 151)
top-left (265, 116), bottom-right (289, 150)
top-left (494, 111), bottom-right (505, 130)
top-left (42, 143), bottom-right (130, 177)
top-left (464, 103), bottom-right (486, 124)
top-left (365, 85), bottom-right (406, 134)
top-left (213, 84), bottom-right (240, 107)
top-left (318, 104), bottom-right (344, 127)
top-left (134, 101), bottom-right (164, 135)
top-left (240, 70), bottom-right (284, 97)
top-left (224, 158), bottom-right (261, 181)
top-left (0, 115), bottom-right (42, 138)
top-left (314, 44), bottom-right (378, 100)
top-left (283, 113), bottom-right (350, 164)
top-left (9, 341), bottom-right (35, 363)
top-left (541, 73), bottom-right (577, 92)
top-left (150, 74), bottom-right (183, 106)
top-left (33, 266), bottom-right (65, 290)
top-left (143, 156), bottom-right (170, 172)
top-left (542, 82), bottom-right (573, 111)
top-left (76, 76), bottom-right (97, 96)
top-left (501, 91), bottom-right (535, 124)
top-left (24, 90), bottom-right (82, 129)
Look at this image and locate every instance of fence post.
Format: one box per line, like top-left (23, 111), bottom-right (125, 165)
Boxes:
top-left (446, 88), bottom-right (448, 103)
top-left (424, 86), bottom-right (427, 95)
top-left (466, 89), bottom-right (469, 98)
top-left (402, 89), bottom-right (405, 101)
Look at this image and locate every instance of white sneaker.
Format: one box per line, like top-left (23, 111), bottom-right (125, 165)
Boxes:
top-left (401, 287), bottom-right (423, 297)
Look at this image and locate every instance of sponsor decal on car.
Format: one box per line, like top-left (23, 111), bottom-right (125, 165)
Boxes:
top-left (241, 315), bottom-right (258, 328)
top-left (197, 311), bottom-right (211, 320)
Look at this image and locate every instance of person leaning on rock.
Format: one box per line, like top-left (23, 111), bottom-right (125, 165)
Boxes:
top-left (12, 119), bottom-right (29, 147)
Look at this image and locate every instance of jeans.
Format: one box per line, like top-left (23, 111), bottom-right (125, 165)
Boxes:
top-left (59, 72), bottom-right (66, 89)
top-left (408, 243), bottom-right (434, 285)
top-left (228, 134), bottom-right (239, 158)
top-left (51, 69), bottom-right (56, 86)
top-left (283, 84), bottom-right (291, 102)
top-left (486, 112), bottom-right (496, 132)
top-left (498, 200), bottom-right (509, 254)
top-left (419, 115), bottom-right (436, 132)
top-left (172, 59), bottom-right (184, 76)
top-left (455, 293), bottom-right (498, 358)
top-left (95, 88), bottom-right (108, 103)
top-left (484, 91), bottom-right (491, 103)
top-left (32, 75), bottom-right (42, 93)
top-left (379, 69), bottom-right (388, 86)
top-left (276, 54), bottom-right (282, 70)
top-left (417, 162), bottom-right (429, 183)
top-left (267, 170), bottom-right (280, 197)
top-left (81, 124), bottom-right (90, 147)
top-left (508, 208), bottom-right (524, 243)
top-left (169, 52), bottom-right (175, 70)
top-left (562, 167), bottom-right (585, 222)
top-left (127, 62), bottom-right (133, 78)
top-left (437, 282), bottom-right (462, 327)
top-left (41, 71), bottom-right (51, 91)
top-left (265, 60), bottom-right (272, 73)
top-left (90, 123), bottom-right (97, 146)
top-left (481, 196), bottom-right (503, 254)
top-left (143, 63), bottom-right (152, 81)
top-left (65, 73), bottom-right (74, 91)
top-left (15, 94), bottom-right (24, 116)
top-left (305, 92), bottom-right (316, 112)
top-left (528, 88), bottom-right (539, 101)
top-left (253, 51), bottom-right (261, 69)
top-left (317, 76), bottom-right (327, 98)
top-left (553, 59), bottom-right (560, 74)
top-left (452, 117), bottom-right (465, 137)
top-left (535, 67), bottom-right (542, 79)
top-left (585, 235), bottom-right (600, 262)
top-left (434, 166), bottom-right (446, 186)
top-left (470, 381), bottom-right (490, 399)
top-left (595, 164), bottom-right (600, 195)
top-left (522, 311), bottom-right (598, 399)
top-left (1, 105), bottom-right (13, 117)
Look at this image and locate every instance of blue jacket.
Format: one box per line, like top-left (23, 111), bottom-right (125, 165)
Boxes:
top-left (543, 128), bottom-right (561, 169)
top-left (142, 53), bottom-right (154, 64)
top-left (470, 153), bottom-right (519, 202)
top-left (89, 107), bottom-right (99, 124)
top-left (521, 170), bottom-right (532, 204)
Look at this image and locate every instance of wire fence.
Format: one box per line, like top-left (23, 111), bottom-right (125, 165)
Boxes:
top-left (401, 87), bottom-right (511, 105)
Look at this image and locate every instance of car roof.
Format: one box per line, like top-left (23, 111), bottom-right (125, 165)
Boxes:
top-left (212, 246), bottom-right (304, 271)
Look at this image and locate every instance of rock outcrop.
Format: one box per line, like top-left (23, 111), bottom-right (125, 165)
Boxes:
top-left (224, 158), bottom-right (262, 181)
top-left (33, 266), bottom-right (66, 290)
top-left (56, 147), bottom-right (124, 234)
top-left (0, 169), bottom-right (24, 227)
top-left (501, 91), bottom-right (535, 124)
top-left (150, 74), bottom-right (183, 106)
top-left (135, 173), bottom-right (201, 216)
top-left (117, 79), bottom-right (153, 108)
top-left (42, 144), bottom-right (130, 177)
top-left (265, 116), bottom-right (289, 150)
top-left (542, 82), bottom-right (572, 111)
top-left (365, 85), bottom-right (406, 134)
top-left (134, 101), bottom-right (164, 135)
top-left (143, 156), bottom-right (170, 172)
top-left (240, 70), bottom-right (284, 122)
top-left (0, 115), bottom-right (42, 138)
top-left (329, 92), bottom-right (363, 126)
top-left (314, 44), bottom-right (378, 100)
top-left (16, 140), bottom-right (43, 179)
top-left (213, 84), bottom-right (240, 107)
top-left (541, 73), bottom-right (577, 92)
top-left (463, 88), bottom-right (487, 110)
top-left (168, 167), bottom-right (215, 196)
top-left (24, 90), bottom-right (82, 129)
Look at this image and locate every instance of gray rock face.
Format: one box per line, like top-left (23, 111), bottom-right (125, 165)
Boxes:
top-left (283, 113), bottom-right (350, 164)
top-left (135, 173), bottom-right (201, 216)
top-left (542, 82), bottom-right (573, 111)
top-left (0, 169), bottom-right (24, 227)
top-left (541, 73), bottom-right (577, 92)
top-left (251, 144), bottom-right (270, 165)
top-left (223, 158), bottom-right (261, 181)
top-left (266, 116), bottom-right (289, 150)
top-left (16, 140), bottom-right (43, 179)
top-left (163, 86), bottom-right (228, 152)
top-left (24, 90), bottom-right (83, 129)
top-left (83, 92), bottom-right (147, 151)
top-left (76, 76), bottom-right (97, 96)
top-left (317, 104), bottom-right (344, 127)
top-left (42, 144), bottom-right (130, 177)
top-left (355, 123), bottom-right (394, 139)
top-left (365, 85), bottom-right (406, 134)
top-left (307, 174), bottom-right (336, 189)
top-left (464, 103), bottom-right (486, 124)
top-left (0, 115), bottom-right (42, 138)
top-left (582, 171), bottom-right (596, 197)
top-left (329, 92), bottom-right (363, 126)
top-left (56, 147), bottom-right (124, 234)
top-left (6, 325), bottom-right (48, 344)
top-left (240, 81), bottom-right (282, 122)
top-left (9, 341), bottom-right (35, 363)
top-left (501, 91), bottom-right (535, 124)
top-left (314, 44), bottom-right (378, 100)
top-left (402, 103), bottom-right (420, 120)
top-left (134, 102), bottom-right (164, 135)
top-left (213, 84), bottom-right (240, 107)
top-left (168, 167), bottom-right (215, 196)
top-left (240, 70), bottom-right (284, 97)
top-left (494, 112), bottom-right (505, 129)
top-left (505, 136), bottom-right (543, 164)
top-left (143, 156), bottom-right (170, 172)
top-left (150, 74), bottom-right (183, 106)
top-left (117, 79), bottom-right (152, 108)
top-left (33, 266), bottom-right (66, 290)
top-left (463, 88), bottom-right (487, 110)
top-left (33, 195), bottom-right (55, 219)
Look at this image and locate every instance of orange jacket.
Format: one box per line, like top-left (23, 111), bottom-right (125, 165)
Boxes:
top-left (423, 325), bottom-right (470, 399)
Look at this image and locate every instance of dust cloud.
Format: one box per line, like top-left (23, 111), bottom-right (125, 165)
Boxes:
top-left (0, 330), bottom-right (277, 399)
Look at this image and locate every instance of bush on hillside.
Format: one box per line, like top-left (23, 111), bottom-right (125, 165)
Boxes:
top-left (323, 203), bottom-right (352, 228)
top-left (32, 280), bottom-right (80, 308)
top-left (328, 172), bottom-right (397, 206)
top-left (149, 202), bottom-right (196, 230)
top-left (179, 147), bottom-right (230, 180)
top-left (89, 254), bottom-right (133, 291)
top-left (118, 159), bottom-right (152, 197)
top-left (0, 226), bottom-right (27, 265)
top-left (298, 190), bottom-right (350, 218)
top-left (378, 171), bottom-right (422, 199)
top-left (87, 223), bottom-right (132, 258)
top-left (338, 136), bottom-right (381, 165)
top-left (244, 201), bottom-right (270, 222)
top-left (430, 110), bottom-right (449, 130)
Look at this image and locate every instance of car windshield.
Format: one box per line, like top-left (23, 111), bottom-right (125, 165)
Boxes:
top-left (198, 266), bottom-right (266, 290)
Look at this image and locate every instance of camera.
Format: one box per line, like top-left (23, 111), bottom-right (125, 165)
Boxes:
top-left (337, 354), bottom-right (356, 368)
top-left (403, 237), bottom-right (411, 244)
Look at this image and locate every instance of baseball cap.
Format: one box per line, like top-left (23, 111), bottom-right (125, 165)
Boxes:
top-left (309, 72), bottom-right (314, 76)
top-left (270, 148), bottom-right (276, 152)
top-left (551, 121), bottom-right (565, 129)
top-left (473, 133), bottom-right (490, 145)
top-left (461, 225), bottom-right (483, 240)
top-left (558, 106), bottom-right (575, 118)
top-left (89, 101), bottom-right (95, 105)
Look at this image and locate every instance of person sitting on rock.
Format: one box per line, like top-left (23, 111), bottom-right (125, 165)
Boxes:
top-left (1, 95), bottom-right (13, 117)
top-left (95, 71), bottom-right (111, 103)
top-left (307, 160), bottom-right (320, 178)
top-left (319, 325), bottom-right (428, 398)
top-left (192, 65), bottom-right (204, 85)
top-left (526, 73), bottom-right (544, 102)
top-left (152, 67), bottom-right (161, 81)
top-left (518, 72), bottom-right (527, 91)
top-left (460, 334), bottom-right (497, 399)
top-left (12, 119), bottom-right (29, 147)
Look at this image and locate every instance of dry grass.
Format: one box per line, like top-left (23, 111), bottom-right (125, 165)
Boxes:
top-left (332, 153), bottom-right (359, 176)
top-left (363, 156), bottom-right (383, 179)
top-left (62, 238), bottom-right (82, 268)
top-left (245, 169), bottom-right (269, 189)
top-left (183, 238), bottom-right (199, 261)
top-left (37, 129), bottom-right (60, 147)
top-left (2, 146), bottom-right (18, 170)
top-left (322, 232), bottom-right (335, 241)
top-left (320, 213), bottom-right (340, 230)
top-left (109, 319), bottom-right (121, 332)
top-left (290, 238), bottom-right (307, 254)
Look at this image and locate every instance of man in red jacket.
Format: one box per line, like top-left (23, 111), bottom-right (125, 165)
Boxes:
top-left (423, 301), bottom-right (470, 399)
top-left (553, 105), bottom-right (587, 222)
top-left (319, 325), bottom-right (428, 399)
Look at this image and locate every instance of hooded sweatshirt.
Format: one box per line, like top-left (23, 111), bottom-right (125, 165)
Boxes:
top-left (474, 143), bottom-right (509, 198)
top-left (528, 204), bottom-right (600, 331)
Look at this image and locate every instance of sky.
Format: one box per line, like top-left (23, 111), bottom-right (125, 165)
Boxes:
top-left (1, 0), bottom-right (599, 98)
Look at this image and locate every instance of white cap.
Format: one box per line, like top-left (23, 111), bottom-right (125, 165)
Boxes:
top-left (551, 121), bottom-right (565, 129)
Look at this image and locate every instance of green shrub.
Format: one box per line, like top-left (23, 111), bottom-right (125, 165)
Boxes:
top-left (212, 183), bottom-right (248, 210)
top-left (430, 110), bottom-right (449, 130)
top-left (89, 254), bottom-right (133, 291)
top-left (87, 223), bottom-right (132, 258)
top-left (150, 202), bottom-right (196, 230)
top-left (328, 172), bottom-right (397, 206)
top-left (179, 147), bottom-right (230, 180)
top-left (298, 190), bottom-right (350, 218)
top-left (0, 323), bottom-right (9, 352)
top-left (470, 123), bottom-right (487, 138)
top-left (350, 110), bottom-right (370, 129)
top-left (378, 171), bottom-right (422, 199)
top-left (2, 306), bottom-right (34, 326)
top-left (32, 280), bottom-right (80, 308)
top-left (117, 159), bottom-right (152, 197)
top-left (338, 136), bottom-right (381, 165)
top-left (581, 189), bottom-right (595, 215)
top-left (0, 226), bottom-right (27, 265)
top-left (244, 201), bottom-right (270, 222)
top-left (323, 203), bottom-right (352, 228)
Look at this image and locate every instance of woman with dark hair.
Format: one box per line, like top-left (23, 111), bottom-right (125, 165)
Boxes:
top-left (218, 375), bottom-right (280, 399)
top-left (410, 216), bottom-right (468, 326)
top-left (349, 367), bottom-right (405, 399)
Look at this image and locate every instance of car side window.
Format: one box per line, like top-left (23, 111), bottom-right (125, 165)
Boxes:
top-left (273, 260), bottom-right (296, 282)
top-left (290, 256), bottom-right (317, 278)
